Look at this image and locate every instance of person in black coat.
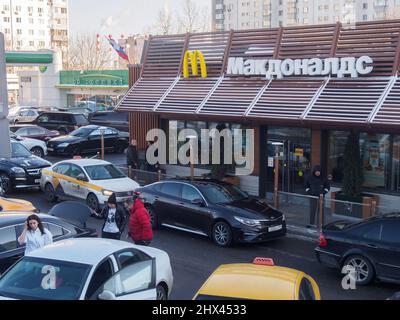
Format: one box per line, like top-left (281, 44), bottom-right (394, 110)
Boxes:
top-left (305, 165), bottom-right (331, 226)
top-left (126, 139), bottom-right (139, 169)
top-left (99, 194), bottom-right (126, 240)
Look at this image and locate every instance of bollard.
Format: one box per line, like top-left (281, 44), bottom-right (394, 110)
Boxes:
top-left (158, 170), bottom-right (162, 182)
top-left (319, 194), bottom-right (324, 231)
top-left (371, 200), bottom-right (377, 217)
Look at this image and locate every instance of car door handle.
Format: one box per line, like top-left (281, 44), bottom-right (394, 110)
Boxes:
top-left (366, 244), bottom-right (378, 249)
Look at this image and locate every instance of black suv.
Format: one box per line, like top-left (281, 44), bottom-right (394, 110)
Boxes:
top-left (89, 111), bottom-right (129, 132)
top-left (0, 142), bottom-right (51, 194)
top-left (25, 112), bottom-right (89, 135)
top-left (136, 178), bottom-right (286, 247)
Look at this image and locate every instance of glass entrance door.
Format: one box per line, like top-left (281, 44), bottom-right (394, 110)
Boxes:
top-left (266, 127), bottom-right (311, 194)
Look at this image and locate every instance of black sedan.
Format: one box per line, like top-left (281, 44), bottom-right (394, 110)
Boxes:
top-left (46, 125), bottom-right (129, 156)
top-left (0, 142), bottom-right (51, 194)
top-left (136, 179), bottom-right (286, 247)
top-left (315, 213), bottom-right (400, 285)
top-left (0, 203), bottom-right (97, 274)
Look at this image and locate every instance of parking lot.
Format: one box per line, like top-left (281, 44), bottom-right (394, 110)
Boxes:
top-left (4, 153), bottom-right (397, 300)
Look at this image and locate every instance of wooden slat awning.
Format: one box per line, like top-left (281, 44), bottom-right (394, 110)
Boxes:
top-left (116, 20), bottom-right (400, 128)
top-left (373, 78), bottom-right (400, 125)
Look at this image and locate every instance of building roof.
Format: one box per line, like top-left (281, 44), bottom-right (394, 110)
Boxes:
top-left (116, 20), bottom-right (400, 129)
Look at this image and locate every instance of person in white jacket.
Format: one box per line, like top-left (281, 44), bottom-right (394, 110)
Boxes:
top-left (18, 215), bottom-right (53, 255)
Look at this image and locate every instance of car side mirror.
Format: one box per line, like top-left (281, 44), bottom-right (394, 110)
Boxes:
top-left (98, 290), bottom-right (116, 301)
top-left (77, 175), bottom-right (88, 182)
top-left (191, 199), bottom-right (205, 207)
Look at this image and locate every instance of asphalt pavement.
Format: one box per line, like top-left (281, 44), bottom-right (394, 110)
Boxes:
top-left (6, 153), bottom-right (399, 300)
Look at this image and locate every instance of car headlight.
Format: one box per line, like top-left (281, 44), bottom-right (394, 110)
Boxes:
top-left (58, 143), bottom-right (70, 148)
top-left (102, 190), bottom-right (114, 197)
top-left (234, 216), bottom-right (263, 227)
top-left (11, 167), bottom-right (26, 174)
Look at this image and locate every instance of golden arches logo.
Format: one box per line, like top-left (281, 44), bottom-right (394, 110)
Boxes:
top-left (183, 50), bottom-right (207, 78)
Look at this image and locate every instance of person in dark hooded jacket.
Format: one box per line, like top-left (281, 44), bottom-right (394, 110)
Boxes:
top-left (100, 193), bottom-right (126, 240)
top-left (305, 165), bottom-right (330, 226)
top-left (129, 198), bottom-right (153, 246)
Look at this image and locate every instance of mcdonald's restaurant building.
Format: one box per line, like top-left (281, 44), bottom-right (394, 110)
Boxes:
top-left (117, 20), bottom-right (400, 209)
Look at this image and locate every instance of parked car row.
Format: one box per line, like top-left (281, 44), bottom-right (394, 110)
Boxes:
top-left (9, 108), bottom-right (129, 134)
top-left (0, 202), bottom-right (173, 300)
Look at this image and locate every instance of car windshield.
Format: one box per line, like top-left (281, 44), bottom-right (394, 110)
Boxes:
top-left (70, 127), bottom-right (94, 138)
top-left (0, 257), bottom-right (91, 300)
top-left (198, 184), bottom-right (249, 205)
top-left (84, 164), bottom-right (126, 180)
top-left (11, 142), bottom-right (32, 158)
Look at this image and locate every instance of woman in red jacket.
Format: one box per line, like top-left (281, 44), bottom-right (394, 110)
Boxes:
top-left (129, 198), bottom-right (153, 246)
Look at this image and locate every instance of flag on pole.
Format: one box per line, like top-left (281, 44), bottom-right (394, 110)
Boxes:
top-left (106, 35), bottom-right (129, 61)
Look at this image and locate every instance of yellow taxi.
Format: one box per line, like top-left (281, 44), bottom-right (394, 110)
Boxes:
top-left (193, 258), bottom-right (321, 300)
top-left (0, 197), bottom-right (38, 213)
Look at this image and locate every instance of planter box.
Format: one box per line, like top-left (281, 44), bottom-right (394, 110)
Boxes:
top-left (331, 192), bottom-right (379, 219)
top-left (223, 176), bottom-right (241, 186)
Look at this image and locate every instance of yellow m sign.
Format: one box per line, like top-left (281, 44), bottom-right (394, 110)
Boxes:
top-left (183, 50), bottom-right (207, 78)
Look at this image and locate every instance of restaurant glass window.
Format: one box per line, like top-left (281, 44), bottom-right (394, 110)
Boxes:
top-left (392, 136), bottom-right (400, 192)
top-left (328, 131), bottom-right (394, 192)
top-left (168, 120), bottom-right (248, 172)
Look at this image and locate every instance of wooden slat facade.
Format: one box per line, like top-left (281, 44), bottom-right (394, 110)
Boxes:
top-left (117, 20), bottom-right (400, 129)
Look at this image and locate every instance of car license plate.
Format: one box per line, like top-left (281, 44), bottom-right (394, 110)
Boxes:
top-left (47, 148), bottom-right (54, 152)
top-left (35, 179), bottom-right (41, 184)
top-left (268, 225), bottom-right (283, 232)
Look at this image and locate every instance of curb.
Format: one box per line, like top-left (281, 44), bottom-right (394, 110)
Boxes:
top-left (287, 224), bottom-right (319, 242)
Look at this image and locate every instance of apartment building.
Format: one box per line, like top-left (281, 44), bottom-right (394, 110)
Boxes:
top-left (212, 0), bottom-right (400, 31)
top-left (0, 0), bottom-right (69, 52)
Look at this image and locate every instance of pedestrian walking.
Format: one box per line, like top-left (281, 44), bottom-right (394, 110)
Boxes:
top-left (305, 165), bottom-right (330, 227)
top-left (18, 215), bottom-right (53, 255)
top-left (127, 139), bottom-right (139, 170)
top-left (128, 197), bottom-right (153, 246)
top-left (100, 193), bottom-right (126, 240)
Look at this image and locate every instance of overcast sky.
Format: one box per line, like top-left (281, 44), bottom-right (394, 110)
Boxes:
top-left (69, 0), bottom-right (211, 37)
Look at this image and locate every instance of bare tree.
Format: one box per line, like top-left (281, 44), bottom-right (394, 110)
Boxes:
top-left (176, 0), bottom-right (211, 34)
top-left (154, 4), bottom-right (174, 35)
top-left (65, 33), bottom-right (113, 70)
top-left (177, 0), bottom-right (198, 33)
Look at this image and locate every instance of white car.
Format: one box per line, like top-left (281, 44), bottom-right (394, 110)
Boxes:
top-left (7, 107), bottom-right (40, 124)
top-left (10, 133), bottom-right (47, 158)
top-left (40, 159), bottom-right (140, 211)
top-left (0, 238), bottom-right (173, 300)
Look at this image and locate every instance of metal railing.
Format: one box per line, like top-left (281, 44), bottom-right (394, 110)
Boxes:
top-left (271, 191), bottom-right (392, 231)
top-left (115, 165), bottom-right (176, 186)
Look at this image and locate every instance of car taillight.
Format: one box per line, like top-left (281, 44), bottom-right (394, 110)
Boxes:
top-left (319, 233), bottom-right (328, 247)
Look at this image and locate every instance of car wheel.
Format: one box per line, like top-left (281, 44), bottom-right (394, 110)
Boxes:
top-left (45, 183), bottom-right (57, 203)
top-left (87, 193), bottom-right (100, 212)
top-left (212, 221), bottom-right (233, 247)
top-left (147, 206), bottom-right (159, 230)
top-left (0, 173), bottom-right (12, 194)
top-left (343, 255), bottom-right (375, 286)
top-left (31, 147), bottom-right (44, 158)
top-left (59, 128), bottom-right (68, 135)
top-left (115, 144), bottom-right (125, 154)
top-left (156, 284), bottom-right (168, 300)
top-left (69, 146), bottom-right (80, 157)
